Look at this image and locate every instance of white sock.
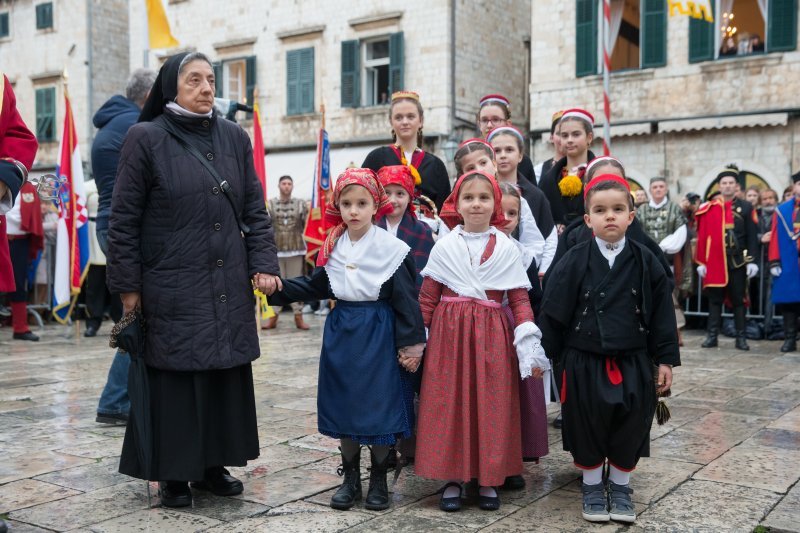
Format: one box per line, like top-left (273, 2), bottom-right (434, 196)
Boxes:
top-left (479, 486), bottom-right (497, 498)
top-left (443, 482), bottom-right (461, 498)
top-left (582, 465), bottom-right (604, 485)
top-left (608, 465), bottom-right (631, 485)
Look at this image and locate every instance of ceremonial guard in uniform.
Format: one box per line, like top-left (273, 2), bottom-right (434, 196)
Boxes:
top-left (266, 175), bottom-right (310, 330)
top-left (695, 168), bottom-right (760, 350)
top-left (767, 172), bottom-right (800, 352)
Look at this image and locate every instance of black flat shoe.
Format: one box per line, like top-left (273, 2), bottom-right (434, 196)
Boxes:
top-left (479, 492), bottom-right (501, 511)
top-left (159, 481), bottom-right (192, 508)
top-left (439, 482), bottom-right (462, 512)
top-left (502, 475), bottom-right (526, 490)
top-left (84, 326), bottom-right (98, 338)
top-left (552, 413), bottom-right (562, 429)
top-left (191, 467), bottom-right (243, 496)
top-left (13, 331), bottom-right (39, 342)
top-left (96, 412), bottom-right (128, 425)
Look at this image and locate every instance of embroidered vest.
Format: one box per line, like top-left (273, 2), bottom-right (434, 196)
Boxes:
top-left (638, 201), bottom-right (682, 243)
top-left (269, 197), bottom-right (306, 252)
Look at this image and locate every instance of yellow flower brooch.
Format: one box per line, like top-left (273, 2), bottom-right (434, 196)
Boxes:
top-left (559, 173), bottom-right (583, 197)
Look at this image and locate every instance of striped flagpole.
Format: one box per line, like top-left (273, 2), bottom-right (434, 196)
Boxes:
top-left (602, 0), bottom-right (611, 156)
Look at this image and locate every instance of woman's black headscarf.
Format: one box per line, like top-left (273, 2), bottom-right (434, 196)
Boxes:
top-left (138, 52), bottom-right (190, 123)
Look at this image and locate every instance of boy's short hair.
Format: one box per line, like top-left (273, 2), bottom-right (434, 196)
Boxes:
top-left (279, 175), bottom-right (293, 183)
top-left (585, 180), bottom-right (634, 211)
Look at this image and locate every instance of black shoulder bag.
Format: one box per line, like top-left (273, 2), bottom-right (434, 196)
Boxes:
top-left (153, 119), bottom-right (251, 235)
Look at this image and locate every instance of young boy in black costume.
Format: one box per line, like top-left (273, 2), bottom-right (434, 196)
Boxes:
top-left (539, 173), bottom-right (680, 523)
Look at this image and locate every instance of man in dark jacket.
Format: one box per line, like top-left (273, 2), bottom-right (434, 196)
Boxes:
top-left (93, 68), bottom-right (156, 425)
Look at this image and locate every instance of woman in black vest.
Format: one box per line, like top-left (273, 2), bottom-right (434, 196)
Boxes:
top-left (362, 91), bottom-right (451, 211)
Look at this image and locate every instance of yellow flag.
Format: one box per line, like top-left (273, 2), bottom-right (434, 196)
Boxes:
top-left (145, 0), bottom-right (179, 49)
top-left (254, 289), bottom-right (276, 319)
top-left (668, 0), bottom-right (714, 22)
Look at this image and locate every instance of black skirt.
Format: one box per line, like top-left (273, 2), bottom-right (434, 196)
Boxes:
top-left (119, 363), bottom-right (259, 481)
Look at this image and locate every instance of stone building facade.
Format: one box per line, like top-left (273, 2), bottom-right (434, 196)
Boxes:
top-left (529, 1), bottom-right (800, 198)
top-left (128, 0), bottom-right (531, 198)
top-left (0, 0), bottom-right (129, 172)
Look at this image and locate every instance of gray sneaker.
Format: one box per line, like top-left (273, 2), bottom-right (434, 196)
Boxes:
top-left (581, 482), bottom-right (609, 522)
top-left (607, 481), bottom-right (636, 523)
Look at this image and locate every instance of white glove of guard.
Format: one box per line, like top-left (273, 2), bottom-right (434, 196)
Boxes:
top-left (746, 263), bottom-right (759, 279)
top-left (697, 265), bottom-right (707, 279)
top-left (513, 322), bottom-right (549, 379)
top-left (771, 266), bottom-right (782, 277)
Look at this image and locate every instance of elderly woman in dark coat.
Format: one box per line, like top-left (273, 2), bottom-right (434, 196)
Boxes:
top-left (107, 52), bottom-right (280, 508)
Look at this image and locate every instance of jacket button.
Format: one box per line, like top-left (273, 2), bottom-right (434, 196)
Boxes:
top-left (598, 310), bottom-right (604, 315)
top-left (219, 294), bottom-right (227, 303)
top-left (212, 186), bottom-right (220, 195)
top-left (214, 223), bottom-right (221, 230)
top-left (600, 292), bottom-right (606, 298)
top-left (206, 153), bottom-right (214, 160)
top-left (216, 259), bottom-right (223, 267)
top-left (202, 120), bottom-right (210, 127)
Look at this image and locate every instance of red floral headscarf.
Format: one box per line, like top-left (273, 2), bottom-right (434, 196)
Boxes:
top-left (377, 165), bottom-right (416, 218)
top-left (438, 171), bottom-right (508, 230)
top-left (318, 168), bottom-right (393, 266)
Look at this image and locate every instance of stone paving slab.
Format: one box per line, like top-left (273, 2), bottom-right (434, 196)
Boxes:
top-left (1, 324), bottom-right (799, 532)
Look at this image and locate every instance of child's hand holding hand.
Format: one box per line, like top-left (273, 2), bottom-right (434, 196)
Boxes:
top-left (657, 364), bottom-right (673, 393)
top-left (398, 343), bottom-right (425, 373)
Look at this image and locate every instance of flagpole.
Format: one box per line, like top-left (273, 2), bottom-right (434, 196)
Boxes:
top-left (142, 0), bottom-right (149, 68)
top-left (602, 0), bottom-right (611, 156)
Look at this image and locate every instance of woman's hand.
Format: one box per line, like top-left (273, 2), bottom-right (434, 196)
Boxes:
top-left (657, 364), bottom-right (673, 393)
top-left (253, 273), bottom-right (283, 295)
top-left (121, 292), bottom-right (141, 314)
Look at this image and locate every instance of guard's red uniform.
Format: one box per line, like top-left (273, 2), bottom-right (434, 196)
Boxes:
top-left (0, 74), bottom-right (39, 292)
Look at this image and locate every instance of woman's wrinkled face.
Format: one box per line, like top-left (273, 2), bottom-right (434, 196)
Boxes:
top-left (176, 60), bottom-right (215, 115)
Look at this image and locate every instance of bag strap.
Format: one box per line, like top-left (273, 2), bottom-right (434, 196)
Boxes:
top-left (153, 119), bottom-right (251, 235)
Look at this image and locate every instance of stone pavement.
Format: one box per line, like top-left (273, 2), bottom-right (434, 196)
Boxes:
top-left (1, 313), bottom-right (799, 532)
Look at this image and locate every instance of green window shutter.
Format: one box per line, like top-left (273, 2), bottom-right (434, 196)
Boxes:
top-left (641, 0), bottom-right (667, 68)
top-left (575, 0), bottom-right (598, 77)
top-left (0, 13), bottom-right (9, 38)
top-left (298, 48), bottom-right (315, 114)
top-left (36, 2), bottom-right (53, 29)
top-left (689, 0), bottom-right (715, 63)
top-left (341, 39), bottom-right (360, 108)
top-left (245, 55), bottom-right (257, 117)
top-left (35, 87), bottom-right (55, 141)
top-left (389, 32), bottom-right (404, 95)
top-left (213, 63), bottom-right (222, 98)
top-left (286, 50), bottom-right (300, 115)
top-left (768, 0), bottom-right (798, 52)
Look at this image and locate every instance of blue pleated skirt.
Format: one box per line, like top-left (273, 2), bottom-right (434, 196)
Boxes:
top-left (317, 300), bottom-right (413, 445)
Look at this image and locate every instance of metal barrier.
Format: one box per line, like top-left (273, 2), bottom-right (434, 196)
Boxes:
top-left (683, 252), bottom-right (776, 321)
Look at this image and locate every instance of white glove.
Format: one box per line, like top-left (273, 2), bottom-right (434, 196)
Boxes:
top-left (771, 266), bottom-right (782, 277)
top-left (746, 263), bottom-right (759, 279)
top-left (513, 322), bottom-right (549, 379)
top-left (697, 265), bottom-right (707, 279)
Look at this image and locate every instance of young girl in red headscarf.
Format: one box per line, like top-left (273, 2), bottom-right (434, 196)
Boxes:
top-left (270, 168), bottom-right (426, 512)
top-left (414, 171), bottom-right (548, 513)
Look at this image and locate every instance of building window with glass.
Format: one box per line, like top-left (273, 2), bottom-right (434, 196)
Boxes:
top-left (341, 32), bottom-right (404, 108)
top-left (35, 87), bottom-right (56, 142)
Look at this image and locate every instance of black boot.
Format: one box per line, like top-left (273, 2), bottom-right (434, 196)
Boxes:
top-left (733, 306), bottom-right (750, 351)
top-left (364, 448), bottom-right (390, 511)
top-left (781, 312), bottom-right (797, 352)
top-left (702, 302), bottom-right (721, 348)
top-left (330, 447), bottom-right (361, 510)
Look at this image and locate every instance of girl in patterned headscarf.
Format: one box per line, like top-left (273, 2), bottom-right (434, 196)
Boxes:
top-left (269, 168), bottom-right (426, 513)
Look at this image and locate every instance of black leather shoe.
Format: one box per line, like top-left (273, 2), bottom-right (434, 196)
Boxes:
top-left (735, 335), bottom-right (750, 351)
top-left (502, 475), bottom-right (526, 490)
top-left (13, 331), bottom-right (39, 342)
top-left (84, 326), bottom-right (98, 338)
top-left (96, 412), bottom-right (128, 425)
top-left (364, 448), bottom-right (390, 511)
top-left (781, 338), bottom-right (797, 353)
top-left (701, 334), bottom-right (718, 348)
top-left (479, 490), bottom-right (501, 511)
top-left (330, 448), bottom-right (362, 510)
top-left (439, 482), bottom-right (462, 512)
top-left (0, 518), bottom-right (8, 533)
top-left (552, 413), bottom-right (563, 429)
top-left (191, 467), bottom-right (243, 496)
top-left (159, 481), bottom-right (192, 508)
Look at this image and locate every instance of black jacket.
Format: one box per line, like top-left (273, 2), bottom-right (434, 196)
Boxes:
top-left (539, 151), bottom-right (597, 225)
top-left (107, 111), bottom-right (278, 371)
top-left (362, 146), bottom-right (451, 211)
top-left (91, 95), bottom-right (141, 232)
